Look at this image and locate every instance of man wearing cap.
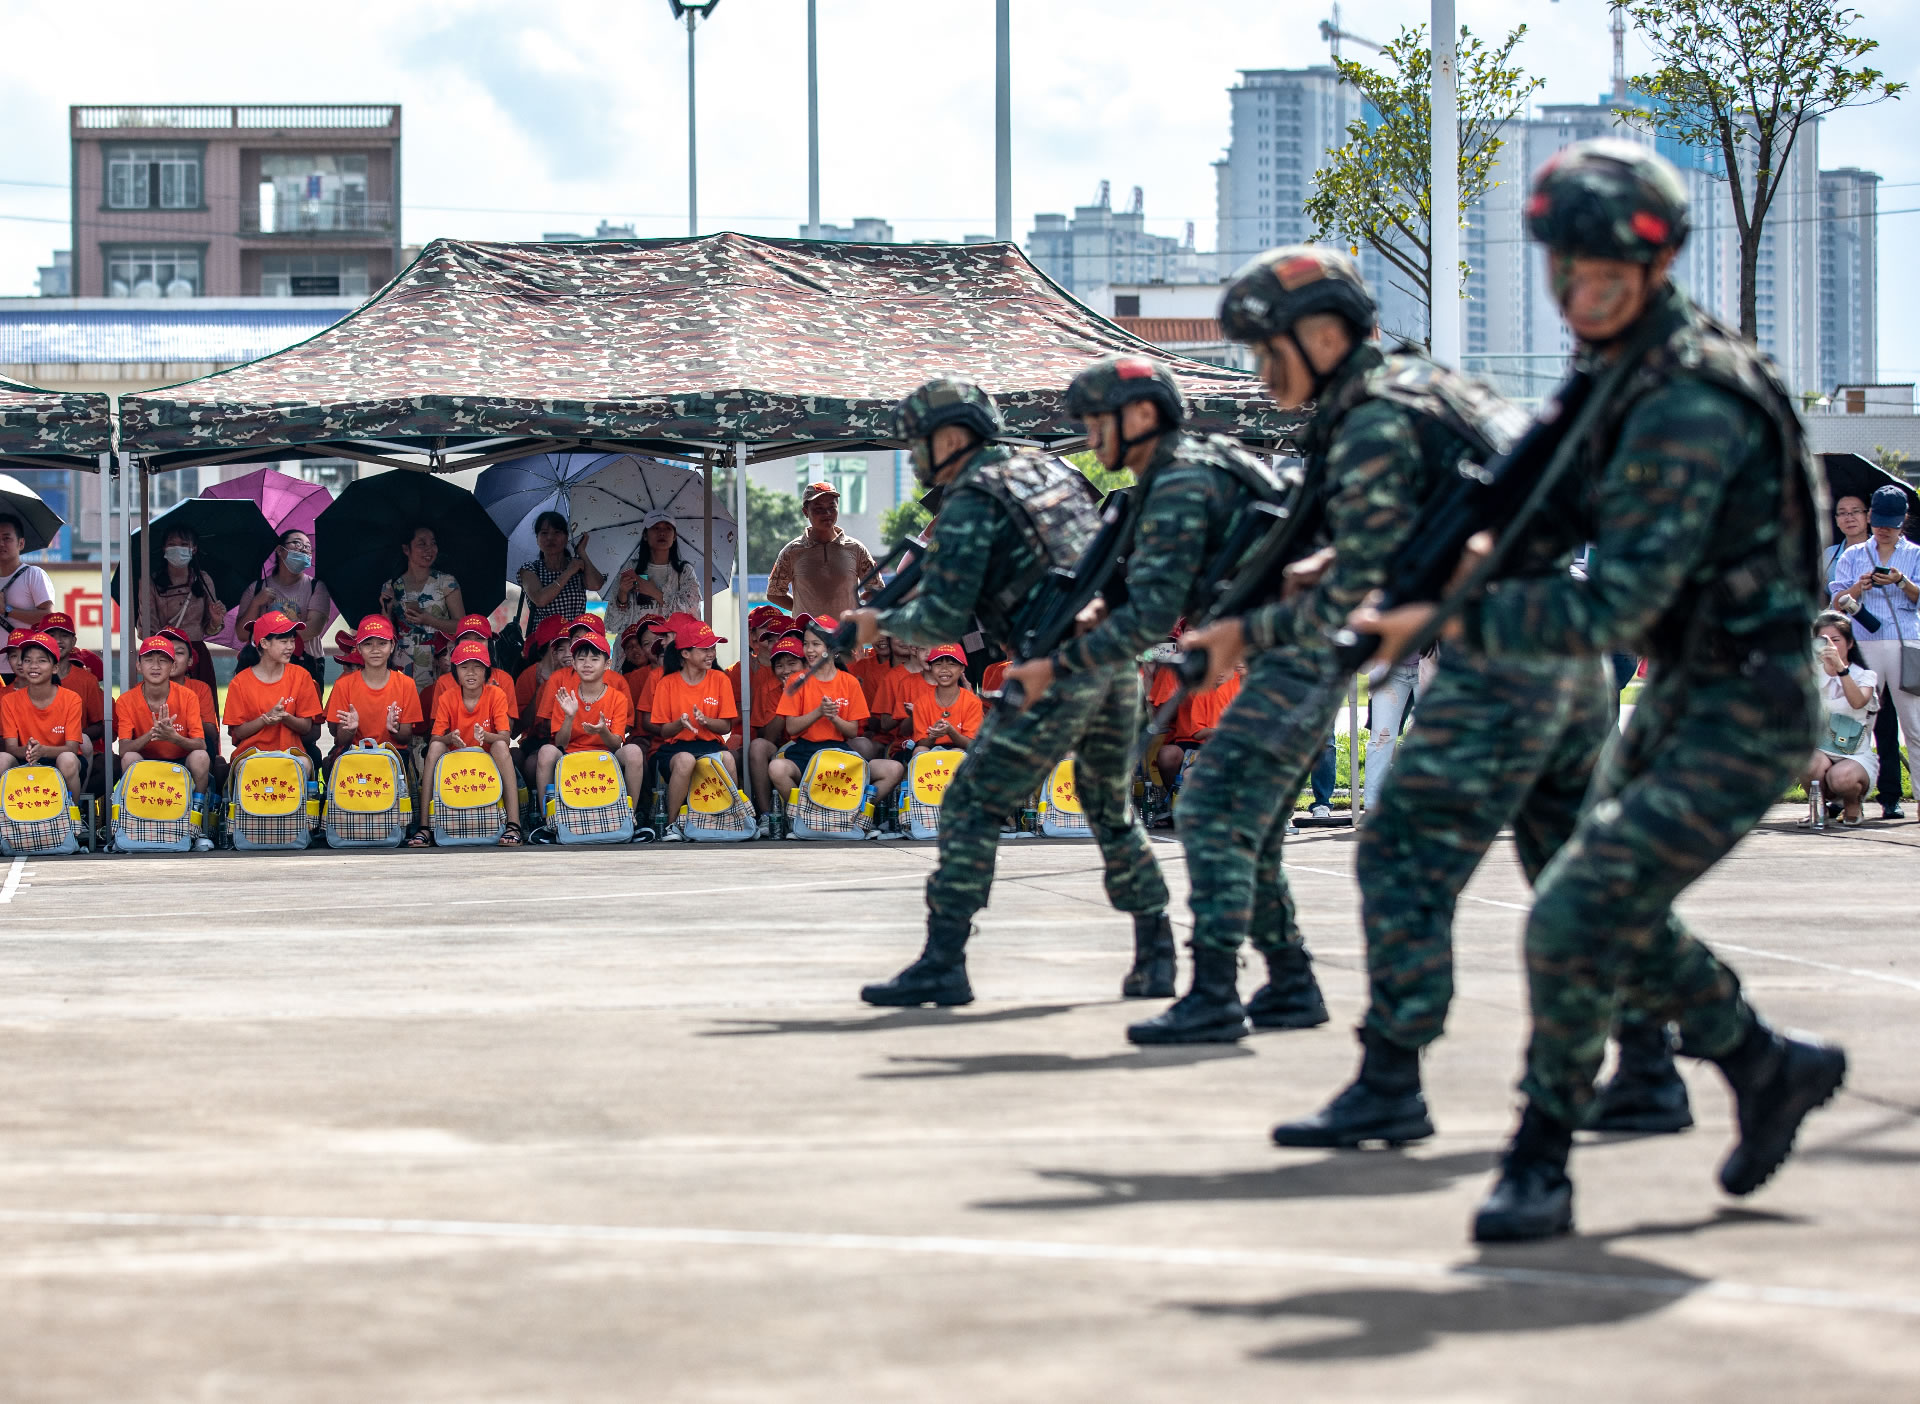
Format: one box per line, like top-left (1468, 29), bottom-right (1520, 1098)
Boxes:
top-left (1359, 138), bottom-right (1847, 1241)
top-left (766, 481), bottom-right (878, 622)
top-left (848, 377), bottom-right (1175, 1009)
top-left (1829, 482), bottom-right (1920, 815)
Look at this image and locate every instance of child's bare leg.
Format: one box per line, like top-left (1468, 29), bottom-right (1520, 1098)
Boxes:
top-left (612, 743), bottom-right (645, 802)
top-left (1155, 744), bottom-right (1184, 785)
top-left (850, 737), bottom-right (877, 761)
top-left (424, 740), bottom-right (447, 779)
top-left (749, 737), bottom-right (776, 810)
top-left (185, 751), bottom-right (210, 790)
top-left (534, 744), bottom-right (562, 793)
top-left (54, 751), bottom-right (82, 788)
top-left (121, 748), bottom-right (146, 768)
top-left (665, 751), bottom-right (698, 817)
top-left (768, 757), bottom-right (798, 796)
top-left (486, 742), bottom-right (520, 824)
top-left (868, 757), bottom-right (904, 801)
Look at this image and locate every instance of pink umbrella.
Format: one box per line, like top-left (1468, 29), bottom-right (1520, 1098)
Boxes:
top-left (201, 467), bottom-right (335, 650)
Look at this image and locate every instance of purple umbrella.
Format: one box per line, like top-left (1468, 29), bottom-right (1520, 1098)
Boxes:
top-left (201, 467), bottom-right (334, 649)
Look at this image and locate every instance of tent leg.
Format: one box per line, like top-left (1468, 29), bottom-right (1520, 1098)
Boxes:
top-left (98, 452), bottom-right (114, 800)
top-left (702, 454), bottom-right (714, 625)
top-left (120, 453), bottom-right (136, 672)
top-left (734, 442), bottom-right (751, 783)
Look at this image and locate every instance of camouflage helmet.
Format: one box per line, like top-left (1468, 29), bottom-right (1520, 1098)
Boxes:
top-left (893, 377), bottom-right (1003, 486)
top-left (1063, 353), bottom-right (1186, 428)
top-left (1219, 244), bottom-right (1377, 344)
top-left (1526, 138), bottom-right (1690, 262)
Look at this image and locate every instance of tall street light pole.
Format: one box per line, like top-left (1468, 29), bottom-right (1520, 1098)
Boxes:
top-left (807, 0), bottom-right (820, 238)
top-left (1429, 0), bottom-right (1460, 362)
top-left (670, 0), bottom-right (721, 237)
top-left (995, 0), bottom-right (1011, 242)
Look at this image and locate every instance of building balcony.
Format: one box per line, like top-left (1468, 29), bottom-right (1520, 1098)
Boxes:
top-left (241, 201), bottom-right (395, 236)
top-left (74, 105), bottom-right (399, 133)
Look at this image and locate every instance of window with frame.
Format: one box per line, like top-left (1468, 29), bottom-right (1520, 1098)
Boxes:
top-left (797, 455), bottom-right (869, 515)
top-left (105, 146), bottom-right (201, 210)
top-left (258, 153), bottom-right (371, 232)
top-left (106, 247), bottom-right (201, 298)
top-left (261, 253), bottom-right (370, 298)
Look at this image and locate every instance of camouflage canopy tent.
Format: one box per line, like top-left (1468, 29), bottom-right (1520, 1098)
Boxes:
top-left (0, 374), bottom-right (112, 471)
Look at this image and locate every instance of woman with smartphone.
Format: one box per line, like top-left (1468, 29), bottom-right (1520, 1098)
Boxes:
top-left (1806, 612), bottom-right (1879, 826)
top-left (1829, 484), bottom-right (1920, 819)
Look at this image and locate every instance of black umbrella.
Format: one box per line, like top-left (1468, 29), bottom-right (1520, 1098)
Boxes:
top-left (0, 472), bottom-right (67, 554)
top-left (111, 496), bottom-right (280, 607)
top-left (1820, 453), bottom-right (1920, 544)
top-left (315, 471), bottom-right (509, 626)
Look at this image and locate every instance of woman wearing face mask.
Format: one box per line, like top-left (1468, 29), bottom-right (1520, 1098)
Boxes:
top-left (235, 530), bottom-right (334, 686)
top-left (139, 526), bottom-right (227, 690)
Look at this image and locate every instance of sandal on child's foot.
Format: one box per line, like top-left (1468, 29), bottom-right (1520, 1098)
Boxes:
top-left (405, 830), bottom-right (434, 848)
top-left (498, 822), bottom-right (522, 847)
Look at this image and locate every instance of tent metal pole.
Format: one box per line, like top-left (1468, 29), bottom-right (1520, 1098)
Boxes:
top-left (138, 467), bottom-right (151, 642)
top-left (995, 0), bottom-right (1011, 242)
top-left (1348, 675), bottom-right (1360, 817)
top-left (702, 454), bottom-right (714, 624)
top-left (806, 0), bottom-right (820, 238)
top-left (98, 452), bottom-right (114, 799)
top-left (734, 442), bottom-right (751, 778)
top-left (119, 453), bottom-right (135, 687)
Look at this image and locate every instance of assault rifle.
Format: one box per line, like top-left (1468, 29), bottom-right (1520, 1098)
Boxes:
top-left (996, 488), bottom-right (1137, 714)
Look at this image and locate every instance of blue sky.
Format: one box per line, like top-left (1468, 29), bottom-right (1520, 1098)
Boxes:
top-left (2, 0), bottom-right (1914, 376)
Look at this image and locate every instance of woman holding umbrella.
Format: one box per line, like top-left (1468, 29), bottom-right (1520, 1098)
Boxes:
top-left (139, 526), bottom-right (227, 690)
top-left (605, 513), bottom-right (703, 643)
top-left (516, 511), bottom-right (605, 635)
top-left (380, 524), bottom-right (466, 690)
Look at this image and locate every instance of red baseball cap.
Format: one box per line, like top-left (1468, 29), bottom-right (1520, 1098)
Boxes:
top-left (40, 611), bottom-right (76, 635)
top-left (137, 636), bottom-right (175, 660)
top-left (675, 622), bottom-right (725, 650)
top-left (812, 613), bottom-right (839, 633)
top-left (336, 648), bottom-right (364, 668)
top-left (16, 630), bottom-right (60, 659)
top-left (454, 613), bottom-right (492, 640)
top-left (566, 614), bottom-right (604, 635)
top-left (638, 613), bottom-right (672, 633)
top-left (250, 609), bottom-right (305, 644)
top-left (155, 626), bottom-right (191, 648)
top-left (770, 638), bottom-right (805, 660)
top-left (450, 639), bottom-right (491, 668)
top-left (353, 613), bottom-right (396, 645)
top-left (570, 626), bottom-right (612, 655)
top-left (7, 627), bottom-right (33, 650)
top-left (925, 644), bottom-right (966, 666)
top-left (803, 481), bottom-right (841, 507)
top-left (529, 615), bottom-right (569, 649)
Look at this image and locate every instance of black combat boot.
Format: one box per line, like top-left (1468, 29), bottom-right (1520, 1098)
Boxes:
top-left (1125, 944), bottom-right (1251, 1045)
top-left (1472, 1103), bottom-right (1575, 1243)
top-left (1710, 1017), bottom-right (1847, 1196)
top-left (859, 918), bottom-right (976, 1008)
top-left (1244, 944), bottom-right (1330, 1030)
top-left (1587, 1019), bottom-right (1694, 1134)
top-left (1120, 912), bottom-right (1177, 999)
top-left (1272, 1027), bottom-right (1434, 1148)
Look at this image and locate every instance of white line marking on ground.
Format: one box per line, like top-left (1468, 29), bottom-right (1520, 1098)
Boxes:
top-left (0, 857), bottom-right (25, 903)
top-left (1715, 943), bottom-right (1920, 993)
top-left (1291, 863), bottom-right (1529, 911)
top-left (1, 1208), bottom-right (1913, 1317)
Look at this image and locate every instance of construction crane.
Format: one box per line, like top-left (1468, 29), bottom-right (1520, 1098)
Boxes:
top-left (1318, 3), bottom-right (1382, 62)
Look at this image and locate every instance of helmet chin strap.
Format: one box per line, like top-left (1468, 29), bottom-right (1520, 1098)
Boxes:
top-left (1105, 409), bottom-right (1168, 471)
top-left (916, 435), bottom-right (978, 488)
top-left (1287, 328), bottom-right (1364, 402)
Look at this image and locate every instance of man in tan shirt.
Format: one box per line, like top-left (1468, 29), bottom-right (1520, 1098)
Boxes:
top-left (765, 481), bottom-right (878, 620)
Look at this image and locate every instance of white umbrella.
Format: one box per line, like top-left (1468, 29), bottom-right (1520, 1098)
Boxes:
top-left (565, 454), bottom-right (738, 597)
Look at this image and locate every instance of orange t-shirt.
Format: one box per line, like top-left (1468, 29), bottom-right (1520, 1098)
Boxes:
top-left (325, 669), bottom-right (425, 748)
top-left (1147, 664), bottom-right (1180, 712)
top-left (535, 666), bottom-right (632, 722)
top-left (114, 682), bottom-right (204, 762)
top-left (908, 683), bottom-right (984, 743)
top-left (981, 660), bottom-right (1008, 694)
top-left (183, 678), bottom-right (219, 743)
top-left (541, 680), bottom-right (634, 753)
top-left (58, 665), bottom-right (105, 727)
top-left (1, 685), bottom-right (84, 750)
top-left (745, 666), bottom-right (784, 730)
top-left (431, 682), bottom-right (512, 748)
top-left (224, 663), bottom-right (323, 756)
top-left (1173, 672), bottom-right (1241, 745)
top-left (515, 662), bottom-right (548, 714)
top-left (850, 654), bottom-right (893, 701)
top-left (650, 667), bottom-right (740, 743)
top-left (430, 668), bottom-right (519, 722)
top-left (625, 663), bottom-right (662, 719)
top-left (776, 668), bottom-right (870, 743)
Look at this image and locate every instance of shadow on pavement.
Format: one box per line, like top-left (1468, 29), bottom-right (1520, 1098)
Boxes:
top-left (869, 1045), bottom-right (1255, 1080)
top-left (702, 1004), bottom-right (1086, 1038)
top-left (974, 1149), bottom-right (1499, 1211)
top-left (1177, 1208), bottom-right (1794, 1362)
top-left (1802, 1110), bottom-right (1920, 1166)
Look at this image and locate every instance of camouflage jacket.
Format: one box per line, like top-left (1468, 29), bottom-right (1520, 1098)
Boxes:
top-left (1244, 344), bottom-right (1460, 656)
top-left (875, 443), bottom-right (1043, 650)
top-left (1465, 285), bottom-right (1823, 663)
top-left (1055, 431), bottom-right (1275, 674)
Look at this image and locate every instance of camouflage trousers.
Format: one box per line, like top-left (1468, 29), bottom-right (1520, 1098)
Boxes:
top-left (1356, 649), bottom-right (1613, 1050)
top-left (927, 664), bottom-right (1168, 928)
top-left (1178, 645), bottom-right (1346, 957)
top-left (1520, 656), bottom-right (1817, 1125)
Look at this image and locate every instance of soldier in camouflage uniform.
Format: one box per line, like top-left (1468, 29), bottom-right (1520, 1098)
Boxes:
top-left (851, 378), bottom-right (1174, 1008)
top-left (1002, 353), bottom-right (1297, 1043)
top-left (1359, 140), bottom-right (1847, 1241)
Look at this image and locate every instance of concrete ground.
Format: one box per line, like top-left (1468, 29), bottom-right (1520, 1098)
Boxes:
top-left (0, 809), bottom-right (1914, 1403)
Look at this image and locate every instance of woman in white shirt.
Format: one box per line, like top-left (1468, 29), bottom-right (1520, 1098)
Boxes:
top-left (1806, 612), bottom-right (1879, 826)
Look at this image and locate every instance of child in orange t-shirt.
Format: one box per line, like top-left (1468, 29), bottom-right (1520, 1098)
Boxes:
top-left (325, 615), bottom-right (425, 764)
top-left (0, 630), bottom-right (84, 792)
top-left (117, 636), bottom-right (212, 808)
top-left (1156, 668), bottom-right (1241, 797)
top-left (906, 645), bottom-right (984, 757)
top-left (225, 611), bottom-right (323, 773)
top-left (868, 642), bottom-right (928, 758)
top-left (427, 615), bottom-right (520, 732)
top-left (647, 621), bottom-right (741, 839)
top-left (533, 625), bottom-right (643, 810)
top-left (41, 613), bottom-right (105, 752)
top-left (423, 638), bottom-right (522, 845)
top-left (769, 628), bottom-right (903, 826)
top-left (157, 627), bottom-right (224, 793)
top-left (748, 639), bottom-right (807, 830)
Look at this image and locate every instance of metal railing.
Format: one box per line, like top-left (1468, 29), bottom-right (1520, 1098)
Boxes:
top-left (241, 201), bottom-right (395, 235)
top-left (73, 105), bottom-right (398, 130)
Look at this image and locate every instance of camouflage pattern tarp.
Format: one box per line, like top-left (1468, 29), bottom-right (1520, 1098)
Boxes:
top-left (121, 236), bottom-right (1298, 468)
top-left (0, 374), bottom-right (112, 469)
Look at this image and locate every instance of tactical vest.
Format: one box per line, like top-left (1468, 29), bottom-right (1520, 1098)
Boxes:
top-left (951, 449), bottom-right (1102, 640)
top-left (1585, 301), bottom-right (1825, 662)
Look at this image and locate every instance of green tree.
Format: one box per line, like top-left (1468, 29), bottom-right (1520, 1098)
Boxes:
top-left (1617, 0), bottom-right (1904, 342)
top-left (1066, 449), bottom-right (1133, 499)
top-left (1305, 24), bottom-right (1543, 345)
top-left (718, 468), bottom-right (805, 570)
top-left (881, 497), bottom-right (931, 549)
